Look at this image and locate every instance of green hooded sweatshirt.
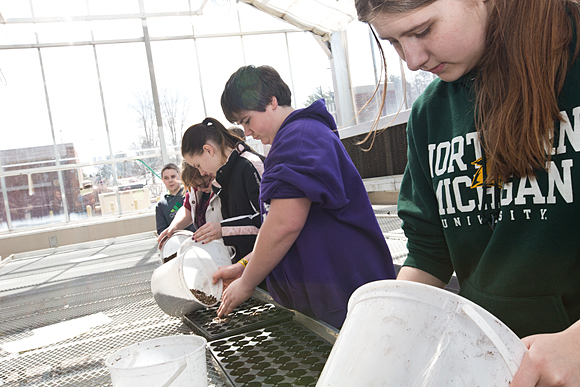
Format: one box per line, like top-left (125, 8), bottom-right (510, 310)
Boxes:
top-left (398, 34), bottom-right (580, 338)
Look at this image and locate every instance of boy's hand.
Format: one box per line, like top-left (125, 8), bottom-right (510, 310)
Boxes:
top-left (212, 263), bottom-right (244, 290)
top-left (217, 277), bottom-right (254, 317)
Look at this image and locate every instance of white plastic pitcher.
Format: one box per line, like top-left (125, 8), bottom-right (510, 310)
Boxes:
top-left (151, 246), bottom-right (223, 317)
top-left (315, 280), bottom-right (527, 387)
top-left (105, 335), bottom-right (207, 387)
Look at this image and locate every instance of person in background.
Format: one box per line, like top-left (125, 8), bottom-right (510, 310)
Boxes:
top-left (181, 117), bottom-right (265, 263)
top-left (228, 125), bottom-right (246, 140)
top-left (355, 0), bottom-right (580, 385)
top-left (157, 161), bottom-right (222, 246)
top-left (49, 189), bottom-right (63, 215)
top-left (155, 163), bottom-right (193, 235)
top-left (214, 65), bottom-right (396, 329)
top-left (80, 180), bottom-right (96, 213)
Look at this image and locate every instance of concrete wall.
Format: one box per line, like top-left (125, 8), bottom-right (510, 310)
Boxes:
top-left (364, 175), bottom-right (403, 206)
top-left (0, 176), bottom-right (402, 259)
top-left (0, 213), bottom-right (156, 258)
top-left (368, 191), bottom-right (399, 205)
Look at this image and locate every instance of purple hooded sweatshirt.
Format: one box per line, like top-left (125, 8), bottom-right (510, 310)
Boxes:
top-left (259, 99), bottom-right (396, 328)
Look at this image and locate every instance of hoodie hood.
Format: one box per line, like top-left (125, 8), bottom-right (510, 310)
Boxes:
top-left (279, 99), bottom-right (338, 138)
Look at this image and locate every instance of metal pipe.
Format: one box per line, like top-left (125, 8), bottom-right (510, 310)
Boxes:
top-left (32, 0), bottom-right (71, 222)
top-left (140, 0), bottom-right (169, 168)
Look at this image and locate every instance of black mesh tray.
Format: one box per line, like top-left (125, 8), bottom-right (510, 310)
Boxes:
top-left (182, 297), bottom-right (294, 341)
top-left (208, 321), bottom-right (334, 387)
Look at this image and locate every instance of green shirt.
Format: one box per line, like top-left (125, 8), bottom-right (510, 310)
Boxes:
top-left (399, 52), bottom-right (580, 338)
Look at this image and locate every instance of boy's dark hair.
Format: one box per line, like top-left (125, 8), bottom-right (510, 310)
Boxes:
top-left (161, 163), bottom-right (180, 176)
top-left (221, 65), bottom-right (292, 123)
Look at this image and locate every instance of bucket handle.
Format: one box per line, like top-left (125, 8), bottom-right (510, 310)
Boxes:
top-left (161, 359), bottom-right (187, 387)
top-left (462, 304), bottom-right (519, 377)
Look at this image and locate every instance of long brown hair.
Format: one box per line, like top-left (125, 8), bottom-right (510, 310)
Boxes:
top-left (475, 0), bottom-right (580, 182)
top-left (356, 0), bottom-right (580, 183)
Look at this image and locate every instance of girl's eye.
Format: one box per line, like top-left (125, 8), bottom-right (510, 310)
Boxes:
top-left (415, 25), bottom-right (431, 38)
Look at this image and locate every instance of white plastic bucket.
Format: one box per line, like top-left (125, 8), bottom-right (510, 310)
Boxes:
top-left (160, 231), bottom-right (194, 264)
top-left (316, 280), bottom-right (527, 387)
top-left (105, 335), bottom-right (208, 387)
top-left (177, 238), bottom-right (233, 268)
top-left (151, 246), bottom-right (223, 317)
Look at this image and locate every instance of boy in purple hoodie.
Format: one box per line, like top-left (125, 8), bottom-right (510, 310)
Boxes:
top-left (213, 65), bottom-right (395, 328)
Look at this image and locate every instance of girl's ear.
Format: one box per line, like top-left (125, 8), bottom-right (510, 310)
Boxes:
top-left (202, 143), bottom-right (214, 155)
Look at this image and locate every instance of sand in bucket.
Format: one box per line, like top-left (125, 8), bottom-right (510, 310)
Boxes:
top-left (151, 246), bottom-right (222, 317)
top-left (315, 280), bottom-right (527, 387)
top-left (105, 335), bottom-right (207, 387)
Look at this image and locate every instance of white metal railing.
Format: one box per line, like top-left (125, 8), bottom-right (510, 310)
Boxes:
top-left (337, 109), bottom-right (410, 140)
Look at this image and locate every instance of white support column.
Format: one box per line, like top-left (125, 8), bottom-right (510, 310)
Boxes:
top-left (139, 0), bottom-right (169, 166)
top-left (328, 31), bottom-right (355, 128)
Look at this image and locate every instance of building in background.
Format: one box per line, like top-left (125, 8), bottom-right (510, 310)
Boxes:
top-left (0, 144), bottom-right (82, 224)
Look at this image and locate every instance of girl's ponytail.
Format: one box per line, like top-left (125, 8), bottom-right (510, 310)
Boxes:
top-left (182, 117), bottom-right (241, 161)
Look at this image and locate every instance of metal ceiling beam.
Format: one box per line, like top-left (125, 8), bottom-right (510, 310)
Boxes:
top-left (1, 10), bottom-right (205, 24)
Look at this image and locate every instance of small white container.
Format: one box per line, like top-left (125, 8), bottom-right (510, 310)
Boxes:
top-left (106, 335), bottom-right (208, 387)
top-left (316, 280), bottom-right (527, 387)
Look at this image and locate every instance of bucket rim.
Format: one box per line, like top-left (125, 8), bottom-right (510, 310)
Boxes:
top-left (105, 334), bottom-right (207, 370)
top-left (161, 231), bottom-right (194, 256)
top-left (348, 280), bottom-right (491, 316)
top-left (171, 230), bottom-right (194, 239)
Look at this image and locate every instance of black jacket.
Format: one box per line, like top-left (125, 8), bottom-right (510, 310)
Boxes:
top-left (214, 142), bottom-right (265, 261)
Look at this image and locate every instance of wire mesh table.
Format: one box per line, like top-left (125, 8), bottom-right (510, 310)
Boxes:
top-left (0, 210), bottom-right (410, 387)
top-left (0, 233), bottom-right (231, 387)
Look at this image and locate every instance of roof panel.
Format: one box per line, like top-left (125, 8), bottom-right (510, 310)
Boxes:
top-left (239, 0), bottom-right (357, 41)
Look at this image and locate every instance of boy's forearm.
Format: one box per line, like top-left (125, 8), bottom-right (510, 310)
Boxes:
top-left (241, 197), bottom-right (310, 288)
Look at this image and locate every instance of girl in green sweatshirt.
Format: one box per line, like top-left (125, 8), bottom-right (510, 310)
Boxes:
top-left (356, 0), bottom-right (580, 385)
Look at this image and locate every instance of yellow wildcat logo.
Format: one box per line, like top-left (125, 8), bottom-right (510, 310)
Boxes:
top-left (471, 157), bottom-right (502, 189)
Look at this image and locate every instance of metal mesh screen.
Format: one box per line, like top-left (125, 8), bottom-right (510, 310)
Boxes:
top-left (341, 122), bottom-right (408, 179)
top-left (0, 233), bottom-right (230, 387)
